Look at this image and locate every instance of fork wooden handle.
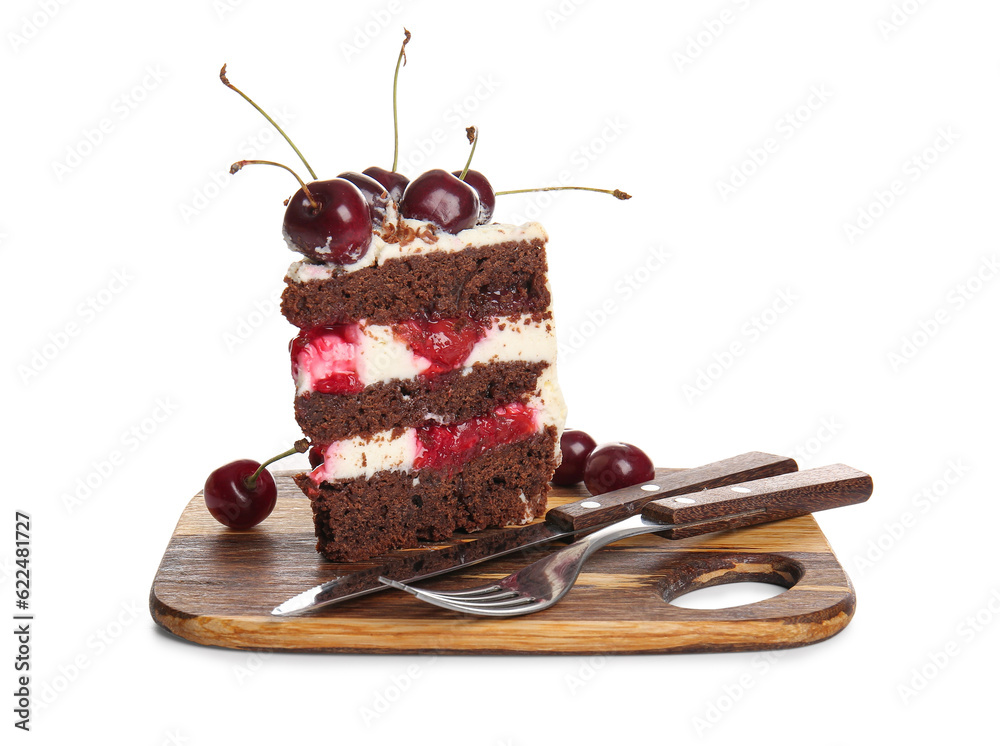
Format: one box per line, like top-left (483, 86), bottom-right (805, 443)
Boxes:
top-left (642, 463), bottom-right (873, 539)
top-left (545, 451), bottom-right (798, 532)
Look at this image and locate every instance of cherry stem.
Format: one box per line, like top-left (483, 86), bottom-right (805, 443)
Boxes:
top-left (495, 186), bottom-right (632, 200)
top-left (391, 29), bottom-right (411, 173)
top-left (458, 126), bottom-right (478, 181)
top-left (244, 439), bottom-right (309, 491)
top-left (220, 64), bottom-right (318, 180)
top-left (230, 160), bottom-right (318, 209)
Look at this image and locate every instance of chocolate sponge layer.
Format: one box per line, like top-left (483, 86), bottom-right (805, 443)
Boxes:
top-left (295, 428), bottom-right (559, 562)
top-left (282, 238), bottom-right (550, 328)
top-left (295, 361), bottom-right (548, 443)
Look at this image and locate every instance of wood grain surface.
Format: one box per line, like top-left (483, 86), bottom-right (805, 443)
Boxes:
top-left (150, 469), bottom-right (858, 654)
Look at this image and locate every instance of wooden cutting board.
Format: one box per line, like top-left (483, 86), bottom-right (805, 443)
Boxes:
top-left (150, 469), bottom-right (857, 654)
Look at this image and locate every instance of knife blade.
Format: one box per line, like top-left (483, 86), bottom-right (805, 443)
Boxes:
top-left (271, 450), bottom-right (798, 616)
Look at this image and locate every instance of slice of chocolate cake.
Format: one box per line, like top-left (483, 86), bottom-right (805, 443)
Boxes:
top-left (283, 219), bottom-right (566, 561)
top-left (217, 41), bottom-right (629, 556)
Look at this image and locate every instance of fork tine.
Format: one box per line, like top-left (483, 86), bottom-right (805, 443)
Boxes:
top-left (416, 591), bottom-right (536, 608)
top-left (378, 577), bottom-right (539, 613)
top-left (429, 585), bottom-right (506, 598)
top-left (420, 588), bottom-right (517, 601)
top-left (417, 595), bottom-right (544, 616)
top-left (381, 577), bottom-right (517, 600)
top-left (381, 577), bottom-right (505, 598)
top-left (420, 595), bottom-right (539, 617)
top-left (439, 595), bottom-right (547, 616)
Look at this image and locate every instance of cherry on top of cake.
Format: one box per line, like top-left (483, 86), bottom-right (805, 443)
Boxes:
top-left (219, 29), bottom-right (630, 270)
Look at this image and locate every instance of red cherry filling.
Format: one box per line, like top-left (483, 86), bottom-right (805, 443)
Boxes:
top-left (400, 169), bottom-right (480, 233)
top-left (414, 402), bottom-right (537, 471)
top-left (290, 326), bottom-right (364, 395)
top-left (394, 316), bottom-right (487, 375)
top-left (283, 178), bottom-right (373, 265)
top-left (292, 317), bottom-right (490, 394)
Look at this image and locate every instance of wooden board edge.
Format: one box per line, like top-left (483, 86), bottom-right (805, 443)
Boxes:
top-left (148, 585), bottom-right (856, 655)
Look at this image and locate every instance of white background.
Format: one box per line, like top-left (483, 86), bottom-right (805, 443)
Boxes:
top-left (2, 0), bottom-right (997, 742)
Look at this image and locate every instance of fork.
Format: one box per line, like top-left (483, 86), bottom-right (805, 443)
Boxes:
top-left (380, 463), bottom-right (872, 616)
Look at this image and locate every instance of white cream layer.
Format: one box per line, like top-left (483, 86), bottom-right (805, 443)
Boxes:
top-left (287, 221), bottom-right (548, 280)
top-left (294, 314), bottom-right (557, 396)
top-left (309, 365), bottom-right (567, 483)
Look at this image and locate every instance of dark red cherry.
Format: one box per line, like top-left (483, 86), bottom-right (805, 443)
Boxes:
top-left (552, 429), bottom-right (598, 486)
top-left (308, 446), bottom-right (325, 469)
top-left (338, 171), bottom-right (390, 224)
top-left (399, 168), bottom-right (479, 233)
top-left (400, 169), bottom-right (480, 233)
top-left (583, 442), bottom-right (655, 496)
top-left (204, 459), bottom-right (277, 529)
top-left (282, 178), bottom-right (373, 265)
top-left (363, 166), bottom-right (410, 203)
top-left (452, 169), bottom-right (495, 224)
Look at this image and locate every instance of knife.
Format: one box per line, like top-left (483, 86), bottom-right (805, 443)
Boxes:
top-left (272, 451), bottom-right (798, 616)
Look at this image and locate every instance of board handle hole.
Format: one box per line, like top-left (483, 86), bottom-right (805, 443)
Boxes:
top-left (669, 582), bottom-right (786, 610)
top-left (660, 554), bottom-right (804, 610)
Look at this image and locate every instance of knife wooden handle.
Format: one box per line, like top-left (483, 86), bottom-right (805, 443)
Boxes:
top-left (545, 451), bottom-right (798, 532)
top-left (642, 463), bottom-right (872, 539)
